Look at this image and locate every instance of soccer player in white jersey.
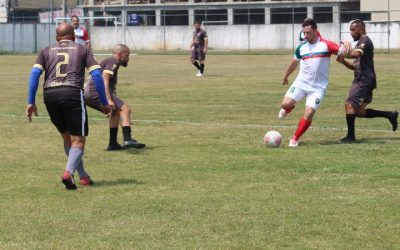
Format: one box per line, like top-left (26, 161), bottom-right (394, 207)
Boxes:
top-left (278, 18), bottom-right (349, 147)
top-left (71, 15), bottom-right (90, 49)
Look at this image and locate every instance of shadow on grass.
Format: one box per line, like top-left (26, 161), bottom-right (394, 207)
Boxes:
top-left (319, 136), bottom-right (400, 145)
top-left (124, 145), bottom-right (156, 154)
top-left (94, 178), bottom-right (145, 187)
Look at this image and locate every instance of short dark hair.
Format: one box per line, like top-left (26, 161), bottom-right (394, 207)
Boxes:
top-left (350, 19), bottom-right (365, 29)
top-left (302, 18), bottom-right (317, 29)
top-left (71, 15), bottom-right (79, 20)
top-left (194, 20), bottom-right (201, 25)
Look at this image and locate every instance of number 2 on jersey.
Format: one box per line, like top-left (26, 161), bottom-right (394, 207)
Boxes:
top-left (56, 52), bottom-right (69, 77)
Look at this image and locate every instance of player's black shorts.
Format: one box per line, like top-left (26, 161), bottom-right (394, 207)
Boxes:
top-left (191, 46), bottom-right (206, 61)
top-left (44, 87), bottom-right (89, 136)
top-left (346, 81), bottom-right (374, 107)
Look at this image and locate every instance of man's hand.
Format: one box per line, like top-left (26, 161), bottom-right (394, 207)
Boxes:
top-left (203, 47), bottom-right (208, 54)
top-left (341, 40), bottom-right (352, 57)
top-left (336, 56), bottom-right (345, 64)
top-left (25, 104), bottom-right (38, 122)
top-left (101, 104), bottom-right (113, 117)
top-left (107, 99), bottom-right (115, 112)
top-left (282, 77), bottom-right (289, 85)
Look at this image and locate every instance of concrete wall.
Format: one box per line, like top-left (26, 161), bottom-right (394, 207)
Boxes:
top-left (0, 23), bottom-right (56, 53)
top-left (91, 22), bottom-right (398, 51)
top-left (0, 22), bottom-right (399, 52)
top-left (361, 0), bottom-right (400, 22)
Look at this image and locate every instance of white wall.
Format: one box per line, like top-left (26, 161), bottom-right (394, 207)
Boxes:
top-left (0, 22), bottom-right (399, 52)
top-left (90, 22), bottom-right (398, 51)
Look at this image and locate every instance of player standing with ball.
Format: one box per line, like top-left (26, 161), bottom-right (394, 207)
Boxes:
top-left (278, 18), bottom-right (350, 147)
top-left (337, 19), bottom-right (398, 143)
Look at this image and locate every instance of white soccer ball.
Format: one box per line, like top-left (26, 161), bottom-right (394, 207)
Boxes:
top-left (263, 130), bottom-right (282, 148)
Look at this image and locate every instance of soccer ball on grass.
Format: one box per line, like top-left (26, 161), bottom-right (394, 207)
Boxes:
top-left (263, 130), bottom-right (282, 148)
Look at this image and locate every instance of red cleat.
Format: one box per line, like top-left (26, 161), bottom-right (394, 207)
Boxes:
top-left (61, 171), bottom-right (77, 190)
top-left (80, 176), bottom-right (94, 186)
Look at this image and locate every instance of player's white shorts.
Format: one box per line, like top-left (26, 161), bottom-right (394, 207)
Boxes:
top-left (284, 82), bottom-right (327, 110)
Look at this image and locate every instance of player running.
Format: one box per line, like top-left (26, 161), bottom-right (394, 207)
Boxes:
top-left (337, 19), bottom-right (398, 143)
top-left (85, 44), bottom-right (146, 151)
top-left (278, 18), bottom-right (350, 147)
top-left (190, 20), bottom-right (208, 77)
top-left (25, 23), bottom-right (112, 190)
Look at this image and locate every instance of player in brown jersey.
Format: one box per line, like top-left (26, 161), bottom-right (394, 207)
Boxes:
top-left (337, 19), bottom-right (398, 143)
top-left (25, 23), bottom-right (112, 190)
top-left (85, 44), bottom-right (146, 151)
top-left (190, 20), bottom-right (208, 77)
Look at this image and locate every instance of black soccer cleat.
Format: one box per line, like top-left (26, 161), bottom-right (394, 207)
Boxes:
top-left (61, 171), bottom-right (77, 190)
top-left (107, 143), bottom-right (124, 151)
top-left (389, 111), bottom-right (398, 131)
top-left (123, 139), bottom-right (146, 149)
top-left (340, 136), bottom-right (356, 144)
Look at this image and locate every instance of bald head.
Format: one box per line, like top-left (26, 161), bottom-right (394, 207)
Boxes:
top-left (112, 44), bottom-right (130, 55)
top-left (112, 44), bottom-right (130, 67)
top-left (56, 23), bottom-right (75, 42)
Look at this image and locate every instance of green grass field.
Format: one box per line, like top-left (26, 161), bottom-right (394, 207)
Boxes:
top-left (0, 52), bottom-right (399, 249)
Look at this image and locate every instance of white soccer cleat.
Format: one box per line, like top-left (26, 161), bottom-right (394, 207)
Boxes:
top-left (196, 71), bottom-right (203, 77)
top-left (288, 137), bottom-right (299, 147)
top-left (278, 108), bottom-right (288, 119)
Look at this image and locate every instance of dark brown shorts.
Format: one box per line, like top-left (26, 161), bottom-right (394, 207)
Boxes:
top-left (191, 46), bottom-right (205, 61)
top-left (346, 81), bottom-right (374, 107)
top-left (84, 88), bottom-right (125, 112)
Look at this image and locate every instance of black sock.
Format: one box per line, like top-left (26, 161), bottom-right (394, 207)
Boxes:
top-left (193, 61), bottom-right (200, 70)
top-left (109, 128), bottom-right (118, 145)
top-left (122, 126), bottom-right (132, 141)
top-left (346, 114), bottom-right (356, 138)
top-left (200, 64), bottom-right (205, 74)
top-left (365, 109), bottom-right (391, 118)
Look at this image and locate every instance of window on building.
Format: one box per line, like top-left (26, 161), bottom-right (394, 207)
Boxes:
top-left (271, 8), bottom-right (307, 24)
top-left (233, 9), bottom-right (265, 25)
top-left (92, 11), bottom-right (121, 26)
top-left (161, 10), bottom-right (189, 26)
top-left (313, 7), bottom-right (333, 23)
top-left (127, 11), bottom-right (156, 26)
top-left (194, 9), bottom-right (228, 25)
top-left (340, 2), bottom-right (371, 22)
top-left (194, 0), bottom-right (227, 3)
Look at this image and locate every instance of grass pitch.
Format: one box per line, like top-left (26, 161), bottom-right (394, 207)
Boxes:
top-left (0, 52), bottom-right (399, 249)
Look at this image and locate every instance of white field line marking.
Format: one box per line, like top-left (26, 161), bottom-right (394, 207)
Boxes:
top-left (94, 53), bottom-right (138, 56)
top-left (3, 114), bottom-right (396, 133)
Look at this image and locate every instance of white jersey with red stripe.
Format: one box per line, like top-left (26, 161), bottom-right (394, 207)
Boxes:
top-left (74, 27), bottom-right (90, 47)
top-left (293, 37), bottom-right (344, 90)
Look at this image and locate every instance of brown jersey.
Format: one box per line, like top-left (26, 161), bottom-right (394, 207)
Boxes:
top-left (193, 29), bottom-right (207, 47)
top-left (86, 56), bottom-right (120, 93)
top-left (353, 35), bottom-right (376, 88)
top-left (33, 40), bottom-right (100, 90)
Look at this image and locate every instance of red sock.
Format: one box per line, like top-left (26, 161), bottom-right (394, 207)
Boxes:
top-left (293, 117), bottom-right (312, 140)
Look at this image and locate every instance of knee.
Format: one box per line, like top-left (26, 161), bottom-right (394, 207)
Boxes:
top-left (345, 103), bottom-right (355, 114)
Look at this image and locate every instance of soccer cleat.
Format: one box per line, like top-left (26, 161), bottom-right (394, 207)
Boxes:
top-left (80, 176), bottom-right (94, 186)
top-left (288, 136), bottom-right (299, 147)
top-left (340, 136), bottom-right (356, 144)
top-left (196, 71), bottom-right (203, 77)
top-left (107, 143), bottom-right (124, 151)
top-left (389, 111), bottom-right (398, 131)
top-left (278, 108), bottom-right (288, 119)
top-left (123, 139), bottom-right (146, 149)
top-left (61, 171), bottom-right (77, 190)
